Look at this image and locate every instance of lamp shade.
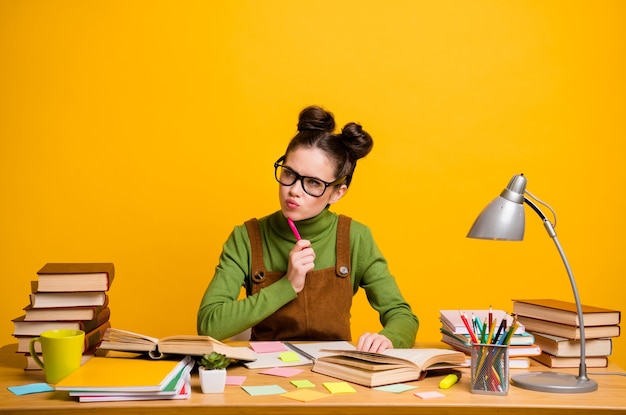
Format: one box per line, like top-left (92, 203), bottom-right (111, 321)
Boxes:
top-left (467, 174), bottom-right (527, 241)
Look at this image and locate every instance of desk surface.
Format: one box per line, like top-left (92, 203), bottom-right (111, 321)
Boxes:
top-left (1, 342), bottom-right (625, 415)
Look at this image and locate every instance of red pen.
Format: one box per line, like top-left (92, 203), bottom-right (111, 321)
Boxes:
top-left (287, 218), bottom-right (301, 241)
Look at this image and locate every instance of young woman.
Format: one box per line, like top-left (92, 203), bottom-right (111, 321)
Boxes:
top-left (197, 105), bottom-right (418, 352)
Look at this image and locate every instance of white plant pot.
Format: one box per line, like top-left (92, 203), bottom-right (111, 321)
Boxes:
top-left (199, 368), bottom-right (227, 394)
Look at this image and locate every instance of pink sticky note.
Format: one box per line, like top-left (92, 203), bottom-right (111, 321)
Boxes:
top-left (250, 341), bottom-right (288, 353)
top-left (260, 367), bottom-right (304, 378)
top-left (226, 375), bottom-right (246, 386)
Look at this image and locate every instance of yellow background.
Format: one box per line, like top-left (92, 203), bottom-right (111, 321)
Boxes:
top-left (1, 1), bottom-right (624, 370)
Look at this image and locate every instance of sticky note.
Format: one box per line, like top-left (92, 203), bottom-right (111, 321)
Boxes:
top-left (241, 385), bottom-right (287, 396)
top-left (226, 375), bottom-right (246, 386)
top-left (279, 351), bottom-right (301, 362)
top-left (8, 383), bottom-right (54, 396)
top-left (415, 391), bottom-right (446, 399)
top-left (260, 367), bottom-right (303, 377)
top-left (373, 383), bottom-right (417, 393)
top-left (323, 381), bottom-right (356, 394)
top-left (249, 341), bottom-right (287, 353)
top-left (291, 379), bottom-right (315, 388)
top-left (281, 389), bottom-right (330, 402)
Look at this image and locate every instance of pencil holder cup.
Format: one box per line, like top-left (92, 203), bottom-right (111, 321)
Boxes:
top-left (470, 343), bottom-right (509, 395)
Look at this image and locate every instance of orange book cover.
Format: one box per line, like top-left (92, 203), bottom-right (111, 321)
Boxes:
top-left (55, 356), bottom-right (192, 392)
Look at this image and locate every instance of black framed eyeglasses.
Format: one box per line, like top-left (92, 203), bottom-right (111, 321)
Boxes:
top-left (274, 156), bottom-right (346, 198)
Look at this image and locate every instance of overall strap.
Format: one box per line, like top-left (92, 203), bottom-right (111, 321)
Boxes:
top-left (335, 215), bottom-right (352, 278)
top-left (244, 218), bottom-right (266, 283)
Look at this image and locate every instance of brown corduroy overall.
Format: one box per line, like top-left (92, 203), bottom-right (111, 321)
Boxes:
top-left (245, 215), bottom-right (353, 341)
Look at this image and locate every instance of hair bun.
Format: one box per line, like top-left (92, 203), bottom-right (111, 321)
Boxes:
top-left (297, 105), bottom-right (335, 132)
top-left (340, 122), bottom-right (373, 160)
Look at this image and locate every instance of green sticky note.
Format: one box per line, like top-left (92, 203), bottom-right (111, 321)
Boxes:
top-left (323, 381), bottom-right (356, 394)
top-left (291, 379), bottom-right (315, 388)
top-left (241, 385), bottom-right (287, 396)
top-left (373, 383), bottom-right (417, 393)
top-left (279, 351), bottom-right (300, 362)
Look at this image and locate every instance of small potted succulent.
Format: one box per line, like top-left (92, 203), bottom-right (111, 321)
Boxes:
top-left (197, 352), bottom-right (231, 394)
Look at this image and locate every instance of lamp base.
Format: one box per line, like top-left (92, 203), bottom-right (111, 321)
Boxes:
top-left (511, 372), bottom-right (598, 393)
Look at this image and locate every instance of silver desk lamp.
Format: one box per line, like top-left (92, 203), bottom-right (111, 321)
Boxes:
top-left (467, 173), bottom-right (598, 393)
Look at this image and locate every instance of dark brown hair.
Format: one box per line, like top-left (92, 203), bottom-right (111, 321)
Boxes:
top-left (284, 105), bottom-right (373, 187)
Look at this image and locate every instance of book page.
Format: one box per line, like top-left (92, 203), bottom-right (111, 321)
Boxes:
top-left (160, 334), bottom-right (227, 346)
top-left (382, 348), bottom-right (465, 371)
top-left (320, 348), bottom-right (466, 372)
top-left (104, 328), bottom-right (159, 345)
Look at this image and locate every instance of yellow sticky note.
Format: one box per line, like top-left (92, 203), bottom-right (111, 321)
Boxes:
top-left (323, 381), bottom-right (357, 394)
top-left (281, 389), bottom-right (330, 402)
top-left (290, 379), bottom-right (315, 388)
top-left (279, 351), bottom-right (300, 362)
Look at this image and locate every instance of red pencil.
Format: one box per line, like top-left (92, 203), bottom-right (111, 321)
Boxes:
top-left (460, 311), bottom-right (480, 343)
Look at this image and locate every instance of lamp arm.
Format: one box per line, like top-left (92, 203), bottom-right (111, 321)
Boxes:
top-left (524, 197), bottom-right (590, 381)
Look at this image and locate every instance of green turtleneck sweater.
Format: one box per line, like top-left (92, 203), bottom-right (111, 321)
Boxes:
top-left (197, 208), bottom-right (418, 348)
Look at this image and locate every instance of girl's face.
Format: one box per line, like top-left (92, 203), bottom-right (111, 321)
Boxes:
top-left (278, 147), bottom-right (347, 221)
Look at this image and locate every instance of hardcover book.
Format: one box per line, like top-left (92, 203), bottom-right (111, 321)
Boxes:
top-left (508, 357), bottom-right (531, 369)
top-left (19, 321), bottom-right (111, 354)
top-left (23, 299), bottom-right (109, 321)
top-left (29, 288), bottom-right (108, 308)
top-left (312, 348), bottom-right (467, 387)
top-left (532, 332), bottom-right (613, 357)
top-left (440, 332), bottom-right (542, 357)
top-left (516, 315), bottom-right (620, 340)
top-left (532, 351), bottom-right (609, 368)
top-left (98, 328), bottom-right (256, 361)
top-left (440, 325), bottom-right (535, 346)
top-left (36, 262), bottom-right (115, 292)
top-left (12, 307), bottom-right (111, 336)
top-left (512, 299), bottom-right (621, 327)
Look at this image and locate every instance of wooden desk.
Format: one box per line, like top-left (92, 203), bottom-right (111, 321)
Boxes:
top-left (1, 343), bottom-right (625, 415)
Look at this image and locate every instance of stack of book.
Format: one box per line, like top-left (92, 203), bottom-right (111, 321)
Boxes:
top-left (11, 263), bottom-right (115, 370)
top-left (55, 355), bottom-right (195, 402)
top-left (512, 299), bottom-right (621, 368)
top-left (439, 309), bottom-right (541, 369)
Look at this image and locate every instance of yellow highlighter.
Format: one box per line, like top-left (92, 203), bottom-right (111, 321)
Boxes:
top-left (439, 373), bottom-right (460, 389)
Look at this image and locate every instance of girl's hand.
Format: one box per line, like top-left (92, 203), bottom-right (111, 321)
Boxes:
top-left (286, 239), bottom-right (315, 293)
top-left (357, 332), bottom-right (393, 353)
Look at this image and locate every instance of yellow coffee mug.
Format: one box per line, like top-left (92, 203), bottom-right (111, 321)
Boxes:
top-left (29, 329), bottom-right (85, 384)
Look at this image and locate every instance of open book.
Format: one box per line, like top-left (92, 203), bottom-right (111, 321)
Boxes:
top-left (98, 328), bottom-right (256, 362)
top-left (312, 348), bottom-right (467, 387)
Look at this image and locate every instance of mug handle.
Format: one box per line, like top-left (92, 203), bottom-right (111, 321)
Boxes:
top-left (29, 337), bottom-right (45, 370)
